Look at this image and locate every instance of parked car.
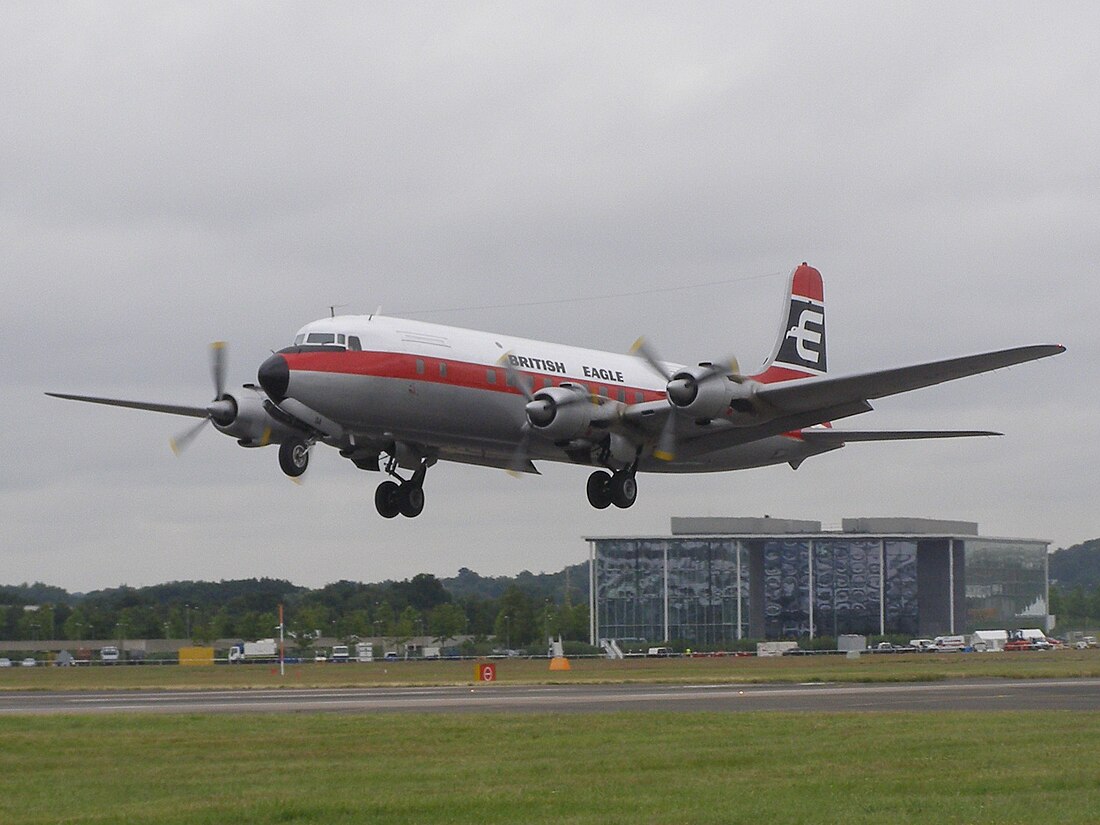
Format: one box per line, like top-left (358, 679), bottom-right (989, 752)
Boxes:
top-left (21, 657), bottom-right (37, 667)
top-left (0, 658), bottom-right (11, 668)
top-left (1075, 636), bottom-right (1097, 650)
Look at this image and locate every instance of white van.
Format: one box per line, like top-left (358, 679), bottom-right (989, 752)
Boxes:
top-left (100, 645), bottom-right (120, 664)
top-left (932, 635), bottom-right (967, 652)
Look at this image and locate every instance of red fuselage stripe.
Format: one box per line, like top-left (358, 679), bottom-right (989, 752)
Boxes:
top-left (281, 350), bottom-right (669, 403)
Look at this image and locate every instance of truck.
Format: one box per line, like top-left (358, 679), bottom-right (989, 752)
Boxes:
top-left (330, 644), bottom-right (350, 663)
top-left (1004, 629), bottom-right (1054, 651)
top-left (355, 642), bottom-right (374, 662)
top-left (100, 645), bottom-right (120, 664)
top-left (228, 638), bottom-right (278, 663)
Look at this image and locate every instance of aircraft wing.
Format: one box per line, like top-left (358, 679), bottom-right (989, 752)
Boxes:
top-left (45, 392), bottom-right (210, 419)
top-left (754, 344), bottom-right (1064, 415)
top-left (622, 344), bottom-right (1062, 459)
top-left (799, 429), bottom-right (1001, 443)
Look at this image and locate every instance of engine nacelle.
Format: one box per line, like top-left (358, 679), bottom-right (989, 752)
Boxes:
top-left (526, 383), bottom-right (617, 442)
top-left (667, 367), bottom-right (756, 421)
top-left (211, 389), bottom-right (304, 447)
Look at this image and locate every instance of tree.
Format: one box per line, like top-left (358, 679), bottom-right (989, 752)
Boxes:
top-left (394, 606), bottom-right (421, 658)
top-left (429, 602), bottom-right (466, 648)
top-left (394, 574), bottom-right (450, 612)
top-left (493, 586), bottom-right (537, 649)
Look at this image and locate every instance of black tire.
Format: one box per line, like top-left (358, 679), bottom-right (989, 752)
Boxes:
top-left (375, 481), bottom-right (401, 518)
top-left (586, 471), bottom-right (613, 509)
top-left (610, 473), bottom-right (638, 509)
top-left (279, 439), bottom-right (310, 477)
top-left (397, 484), bottom-right (425, 518)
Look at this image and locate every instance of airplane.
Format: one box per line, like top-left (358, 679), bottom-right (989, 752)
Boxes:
top-left (48, 263), bottom-right (1064, 519)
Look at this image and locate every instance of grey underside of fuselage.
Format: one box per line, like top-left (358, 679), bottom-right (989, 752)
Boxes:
top-left (290, 372), bottom-right (838, 474)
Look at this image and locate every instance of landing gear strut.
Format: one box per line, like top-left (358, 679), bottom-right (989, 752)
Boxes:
top-left (586, 468), bottom-right (638, 510)
top-left (375, 455), bottom-right (429, 518)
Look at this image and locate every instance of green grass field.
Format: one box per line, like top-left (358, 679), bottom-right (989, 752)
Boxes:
top-left (1, 712), bottom-right (1098, 824)
top-left (2, 649), bottom-right (1100, 691)
top-left (4, 654), bottom-right (1098, 823)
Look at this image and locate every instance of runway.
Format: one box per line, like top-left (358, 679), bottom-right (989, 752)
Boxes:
top-left (2, 678), bottom-right (1099, 715)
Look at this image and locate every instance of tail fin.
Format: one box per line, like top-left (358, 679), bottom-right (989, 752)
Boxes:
top-left (753, 262), bottom-right (826, 383)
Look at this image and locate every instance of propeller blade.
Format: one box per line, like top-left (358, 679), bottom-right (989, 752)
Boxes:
top-left (505, 423), bottom-right (533, 478)
top-left (498, 352), bottom-right (535, 401)
top-left (653, 414), bottom-right (678, 462)
top-left (170, 417), bottom-right (211, 455)
top-left (210, 341), bottom-right (227, 400)
top-left (630, 337), bottom-right (673, 382)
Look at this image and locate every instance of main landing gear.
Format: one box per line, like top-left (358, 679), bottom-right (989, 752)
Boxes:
top-left (279, 438), bottom-right (311, 478)
top-left (375, 456), bottom-right (429, 519)
top-left (586, 469), bottom-right (638, 510)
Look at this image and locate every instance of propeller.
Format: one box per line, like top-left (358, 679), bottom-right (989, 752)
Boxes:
top-left (629, 337), bottom-right (743, 461)
top-left (170, 341), bottom-right (237, 455)
top-left (498, 353), bottom-right (538, 476)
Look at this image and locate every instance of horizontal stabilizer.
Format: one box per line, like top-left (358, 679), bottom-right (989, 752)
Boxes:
top-left (45, 392), bottom-right (209, 419)
top-left (800, 429), bottom-right (1001, 443)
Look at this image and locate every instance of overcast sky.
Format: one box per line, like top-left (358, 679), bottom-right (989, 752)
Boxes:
top-left (2, 3), bottom-right (1095, 592)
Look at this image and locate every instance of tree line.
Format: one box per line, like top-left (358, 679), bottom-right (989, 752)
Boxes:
top-left (0, 568), bottom-right (591, 651)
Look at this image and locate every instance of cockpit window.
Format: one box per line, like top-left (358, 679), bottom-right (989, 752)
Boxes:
top-left (306, 333), bottom-right (336, 344)
top-left (294, 334), bottom-right (306, 346)
top-left (348, 336), bottom-right (362, 351)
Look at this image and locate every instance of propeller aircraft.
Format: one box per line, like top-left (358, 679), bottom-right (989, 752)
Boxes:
top-left (49, 263), bottom-right (1064, 518)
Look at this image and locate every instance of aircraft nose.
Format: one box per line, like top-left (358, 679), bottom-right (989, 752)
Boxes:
top-left (257, 353), bottom-right (289, 403)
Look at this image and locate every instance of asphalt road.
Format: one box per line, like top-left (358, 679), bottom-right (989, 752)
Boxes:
top-left (2, 678), bottom-right (1099, 715)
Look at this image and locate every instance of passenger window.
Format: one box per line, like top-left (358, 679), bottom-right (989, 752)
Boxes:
top-left (634, 391), bottom-right (644, 403)
top-left (487, 369), bottom-right (497, 385)
top-left (598, 387), bottom-right (609, 398)
top-left (617, 389), bottom-right (626, 402)
top-left (416, 359), bottom-right (425, 375)
top-left (348, 336), bottom-right (362, 351)
top-left (543, 378), bottom-right (552, 388)
top-left (439, 362), bottom-right (448, 378)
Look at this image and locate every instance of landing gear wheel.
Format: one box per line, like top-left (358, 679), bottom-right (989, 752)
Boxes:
top-left (375, 481), bottom-right (401, 518)
top-left (610, 472), bottom-right (638, 509)
top-left (586, 471), bottom-right (613, 509)
top-left (279, 439), bottom-right (310, 477)
top-left (397, 484), bottom-right (425, 518)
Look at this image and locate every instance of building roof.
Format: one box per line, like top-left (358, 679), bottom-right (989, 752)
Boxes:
top-left (583, 516), bottom-right (1047, 545)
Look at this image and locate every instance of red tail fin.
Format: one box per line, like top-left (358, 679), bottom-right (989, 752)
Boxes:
top-left (752, 263), bottom-right (826, 383)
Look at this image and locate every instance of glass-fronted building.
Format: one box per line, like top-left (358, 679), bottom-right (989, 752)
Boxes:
top-left (586, 517), bottom-right (1049, 644)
